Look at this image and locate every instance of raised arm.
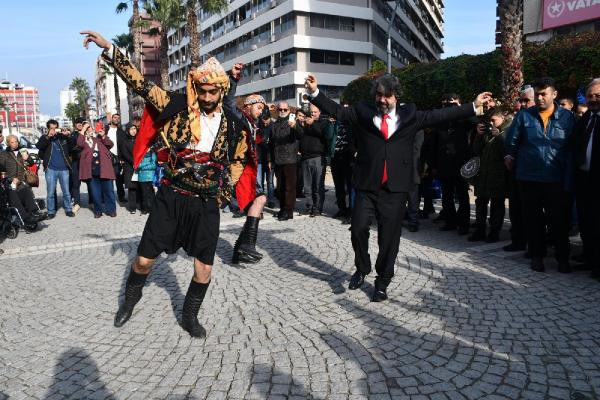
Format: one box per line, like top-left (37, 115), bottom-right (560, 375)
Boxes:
top-left (416, 92), bottom-right (492, 128)
top-left (304, 75), bottom-right (359, 126)
top-left (222, 63), bottom-right (247, 128)
top-left (82, 31), bottom-right (170, 112)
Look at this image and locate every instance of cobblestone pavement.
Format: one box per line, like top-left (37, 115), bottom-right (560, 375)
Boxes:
top-left (1, 178), bottom-right (600, 400)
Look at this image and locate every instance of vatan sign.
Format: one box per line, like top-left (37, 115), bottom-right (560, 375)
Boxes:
top-left (543, 0), bottom-right (600, 29)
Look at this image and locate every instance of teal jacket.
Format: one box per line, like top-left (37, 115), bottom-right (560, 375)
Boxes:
top-left (135, 151), bottom-right (157, 183)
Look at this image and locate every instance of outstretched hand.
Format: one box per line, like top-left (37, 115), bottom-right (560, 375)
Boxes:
top-left (304, 75), bottom-right (318, 94)
top-left (81, 31), bottom-right (111, 50)
top-left (474, 92), bottom-right (493, 108)
top-left (231, 63), bottom-right (244, 80)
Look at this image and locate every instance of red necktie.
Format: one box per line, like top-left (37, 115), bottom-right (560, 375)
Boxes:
top-left (380, 114), bottom-right (389, 184)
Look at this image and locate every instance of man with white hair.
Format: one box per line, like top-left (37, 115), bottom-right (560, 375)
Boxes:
top-left (572, 78), bottom-right (600, 279)
top-left (82, 30), bottom-right (250, 338)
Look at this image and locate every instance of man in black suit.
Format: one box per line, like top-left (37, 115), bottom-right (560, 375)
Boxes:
top-left (572, 78), bottom-right (600, 280)
top-left (305, 73), bottom-right (492, 301)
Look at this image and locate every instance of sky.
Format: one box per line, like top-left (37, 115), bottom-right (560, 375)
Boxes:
top-left (0, 0), bottom-right (497, 116)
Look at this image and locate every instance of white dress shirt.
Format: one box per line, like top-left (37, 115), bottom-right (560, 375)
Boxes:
top-left (188, 111), bottom-right (222, 153)
top-left (581, 112), bottom-right (598, 171)
top-left (106, 126), bottom-right (118, 155)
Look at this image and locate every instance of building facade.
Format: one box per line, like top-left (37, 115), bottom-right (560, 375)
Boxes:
top-left (0, 80), bottom-right (40, 131)
top-left (95, 54), bottom-right (130, 125)
top-left (167, 0), bottom-right (444, 106)
top-left (523, 0), bottom-right (600, 42)
top-left (59, 88), bottom-right (77, 118)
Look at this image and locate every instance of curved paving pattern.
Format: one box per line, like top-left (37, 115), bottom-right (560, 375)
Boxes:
top-left (1, 198), bottom-right (600, 399)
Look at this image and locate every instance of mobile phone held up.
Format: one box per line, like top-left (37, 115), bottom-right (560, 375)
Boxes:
top-left (289, 113), bottom-right (296, 123)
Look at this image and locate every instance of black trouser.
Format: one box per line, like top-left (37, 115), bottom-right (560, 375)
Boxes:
top-left (351, 188), bottom-right (408, 289)
top-left (331, 152), bottom-right (353, 212)
top-left (518, 180), bottom-right (569, 261)
top-left (275, 163), bottom-right (296, 214)
top-left (296, 155), bottom-right (304, 197)
top-left (507, 173), bottom-right (526, 246)
top-left (575, 170), bottom-right (600, 271)
top-left (70, 159), bottom-right (81, 205)
top-left (419, 176), bottom-right (435, 214)
top-left (128, 182), bottom-right (155, 212)
top-left (440, 175), bottom-right (470, 229)
top-left (474, 195), bottom-right (505, 234)
top-left (114, 162), bottom-right (125, 201)
top-left (8, 185), bottom-right (38, 220)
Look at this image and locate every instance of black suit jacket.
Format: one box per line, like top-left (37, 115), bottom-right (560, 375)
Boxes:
top-left (572, 110), bottom-right (597, 176)
top-left (310, 92), bottom-right (477, 192)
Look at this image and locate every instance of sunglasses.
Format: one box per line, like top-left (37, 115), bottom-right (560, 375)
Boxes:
top-left (278, 108), bottom-right (288, 111)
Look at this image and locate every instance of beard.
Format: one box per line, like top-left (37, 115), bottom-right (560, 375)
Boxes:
top-left (377, 103), bottom-right (390, 114)
top-left (199, 99), bottom-right (219, 113)
top-left (587, 100), bottom-right (600, 112)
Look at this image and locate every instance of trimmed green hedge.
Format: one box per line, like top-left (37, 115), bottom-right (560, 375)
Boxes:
top-left (341, 32), bottom-right (600, 108)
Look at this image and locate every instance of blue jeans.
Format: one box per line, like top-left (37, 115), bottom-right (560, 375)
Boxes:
top-left (257, 163), bottom-right (276, 203)
top-left (45, 168), bottom-right (72, 214)
top-left (90, 177), bottom-right (116, 214)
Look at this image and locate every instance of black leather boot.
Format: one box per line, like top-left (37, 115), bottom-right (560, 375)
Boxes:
top-left (232, 217), bottom-right (262, 264)
top-left (114, 269), bottom-right (148, 327)
top-left (181, 279), bottom-right (210, 338)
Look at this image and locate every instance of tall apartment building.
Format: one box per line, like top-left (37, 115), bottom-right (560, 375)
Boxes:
top-left (59, 88), bottom-right (77, 118)
top-left (522, 0), bottom-right (600, 42)
top-left (0, 80), bottom-right (40, 131)
top-left (167, 0), bottom-right (444, 106)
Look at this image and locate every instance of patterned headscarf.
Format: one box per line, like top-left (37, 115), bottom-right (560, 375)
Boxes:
top-left (187, 57), bottom-right (230, 143)
top-left (243, 94), bottom-right (266, 107)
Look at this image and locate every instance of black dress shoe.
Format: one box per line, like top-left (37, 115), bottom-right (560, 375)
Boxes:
top-left (47, 214), bottom-right (56, 220)
top-left (503, 243), bottom-right (526, 252)
top-left (114, 304), bottom-right (134, 327)
top-left (468, 231), bottom-right (486, 242)
top-left (440, 224), bottom-right (456, 231)
top-left (531, 258), bottom-right (545, 272)
top-left (278, 212), bottom-right (293, 221)
top-left (348, 272), bottom-right (365, 290)
top-left (309, 208), bottom-right (316, 218)
top-left (371, 288), bottom-right (388, 302)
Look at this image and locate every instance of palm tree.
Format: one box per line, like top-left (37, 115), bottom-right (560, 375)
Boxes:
top-left (499, 0), bottom-right (524, 114)
top-left (64, 102), bottom-right (84, 125)
top-left (69, 78), bottom-right (92, 120)
top-left (112, 33), bottom-right (135, 115)
top-left (133, 0), bottom-right (186, 89)
top-left (186, 0), bottom-right (228, 68)
top-left (116, 1), bottom-right (142, 68)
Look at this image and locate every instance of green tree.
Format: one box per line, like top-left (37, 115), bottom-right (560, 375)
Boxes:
top-left (64, 102), bottom-right (84, 125)
top-left (186, 0), bottom-right (228, 68)
top-left (69, 77), bottom-right (92, 120)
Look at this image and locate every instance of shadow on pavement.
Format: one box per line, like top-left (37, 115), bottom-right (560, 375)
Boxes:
top-left (43, 348), bottom-right (115, 399)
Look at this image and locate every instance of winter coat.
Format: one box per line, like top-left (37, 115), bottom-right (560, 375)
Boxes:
top-left (298, 119), bottom-right (329, 160)
top-left (136, 151), bottom-right (157, 183)
top-left (472, 125), bottom-right (508, 199)
top-left (118, 132), bottom-right (136, 188)
top-left (269, 117), bottom-right (299, 166)
top-left (36, 134), bottom-right (73, 170)
top-left (0, 149), bottom-right (33, 182)
top-left (431, 116), bottom-right (477, 178)
top-left (77, 134), bottom-right (116, 181)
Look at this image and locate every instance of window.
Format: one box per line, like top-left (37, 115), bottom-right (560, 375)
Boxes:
top-left (310, 14), bottom-right (325, 28)
top-left (340, 52), bottom-right (354, 65)
top-left (339, 17), bottom-right (355, 32)
top-left (324, 51), bottom-right (339, 64)
top-left (310, 49), bottom-right (324, 63)
top-left (275, 48), bottom-right (296, 68)
top-left (275, 85), bottom-right (295, 101)
top-left (325, 15), bottom-right (339, 30)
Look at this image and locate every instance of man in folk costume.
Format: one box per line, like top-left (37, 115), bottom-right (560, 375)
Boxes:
top-left (82, 31), bottom-right (251, 338)
top-left (223, 64), bottom-right (268, 264)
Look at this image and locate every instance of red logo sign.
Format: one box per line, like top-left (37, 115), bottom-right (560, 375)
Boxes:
top-left (543, 0), bottom-right (600, 29)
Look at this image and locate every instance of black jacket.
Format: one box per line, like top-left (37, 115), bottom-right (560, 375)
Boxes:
top-left (572, 110), bottom-right (599, 179)
top-left (269, 117), bottom-right (299, 166)
top-left (36, 134), bottom-right (72, 170)
top-left (298, 119), bottom-right (328, 160)
top-left (310, 92), bottom-right (476, 192)
top-left (431, 113), bottom-right (476, 178)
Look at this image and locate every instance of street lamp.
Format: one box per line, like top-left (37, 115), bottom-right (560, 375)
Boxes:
top-left (12, 102), bottom-right (19, 134)
top-left (387, 0), bottom-right (401, 74)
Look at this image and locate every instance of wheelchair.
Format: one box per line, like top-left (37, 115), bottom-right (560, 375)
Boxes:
top-left (0, 176), bottom-right (46, 239)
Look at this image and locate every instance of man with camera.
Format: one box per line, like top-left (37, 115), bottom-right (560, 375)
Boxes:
top-left (105, 113), bottom-right (127, 203)
top-left (36, 119), bottom-right (75, 219)
top-left (305, 73), bottom-right (492, 301)
top-left (431, 93), bottom-right (476, 235)
top-left (269, 101), bottom-right (300, 221)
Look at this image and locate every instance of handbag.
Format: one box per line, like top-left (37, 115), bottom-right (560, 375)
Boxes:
top-left (15, 153), bottom-right (40, 187)
top-left (460, 156), bottom-right (481, 180)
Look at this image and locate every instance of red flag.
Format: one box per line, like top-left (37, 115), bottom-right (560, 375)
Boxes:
top-left (133, 105), bottom-right (161, 169)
